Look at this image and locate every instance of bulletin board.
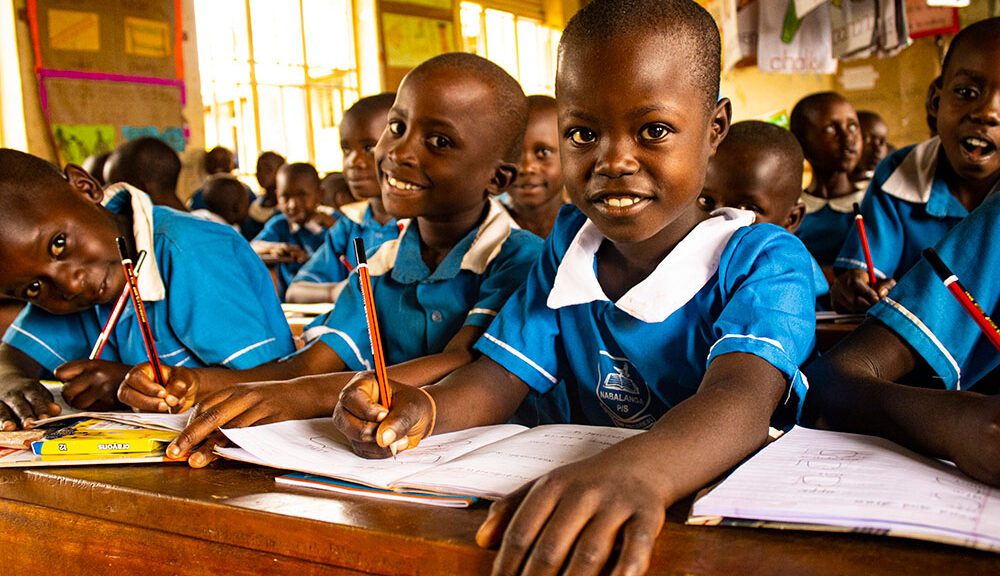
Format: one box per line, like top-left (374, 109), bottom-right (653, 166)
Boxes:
top-left (26, 0), bottom-right (185, 165)
top-left (377, 0), bottom-right (459, 90)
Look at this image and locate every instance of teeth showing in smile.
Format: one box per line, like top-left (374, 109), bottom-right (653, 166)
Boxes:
top-left (603, 196), bottom-right (641, 208)
top-left (387, 176), bottom-right (421, 191)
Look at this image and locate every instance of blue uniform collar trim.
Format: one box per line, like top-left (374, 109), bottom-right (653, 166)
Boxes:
top-left (546, 207), bottom-right (755, 323)
top-left (103, 183), bottom-right (166, 301)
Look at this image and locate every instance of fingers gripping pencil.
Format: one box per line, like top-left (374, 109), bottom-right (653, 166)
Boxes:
top-left (353, 237), bottom-right (391, 410)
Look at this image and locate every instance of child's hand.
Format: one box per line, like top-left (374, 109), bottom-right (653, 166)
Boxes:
top-left (0, 377), bottom-right (60, 430)
top-left (54, 359), bottom-right (130, 411)
top-left (332, 372), bottom-right (435, 459)
top-left (944, 394), bottom-right (1000, 487)
top-left (310, 211), bottom-right (338, 229)
top-left (118, 363), bottom-right (199, 413)
top-left (476, 448), bottom-right (668, 576)
top-left (831, 268), bottom-right (896, 313)
top-left (166, 381), bottom-right (319, 467)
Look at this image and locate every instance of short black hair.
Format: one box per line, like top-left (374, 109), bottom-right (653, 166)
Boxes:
top-left (278, 162), bottom-right (321, 188)
top-left (0, 148), bottom-right (67, 213)
top-left (205, 146), bottom-right (236, 174)
top-left (406, 52), bottom-right (528, 163)
top-left (202, 175), bottom-right (247, 214)
top-left (723, 120), bottom-right (804, 203)
top-left (527, 94), bottom-right (557, 114)
top-left (256, 151), bottom-right (286, 173)
top-left (789, 91), bottom-right (850, 143)
top-left (345, 92), bottom-right (396, 123)
top-left (857, 111), bottom-right (885, 127)
top-left (558, 0), bottom-right (720, 113)
top-left (105, 137), bottom-right (181, 193)
top-left (942, 17), bottom-right (1000, 79)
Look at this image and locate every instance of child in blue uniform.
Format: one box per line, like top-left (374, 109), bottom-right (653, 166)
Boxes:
top-left (698, 120), bottom-right (829, 307)
top-left (334, 3), bottom-right (816, 574)
top-left (0, 149), bottom-right (295, 428)
top-left (805, 190), bottom-right (1000, 489)
top-left (285, 93), bottom-right (403, 304)
top-left (103, 136), bottom-right (186, 212)
top-left (119, 54), bottom-right (543, 468)
top-left (505, 95), bottom-right (565, 238)
top-left (791, 92), bottom-right (864, 267)
top-left (831, 18), bottom-right (1000, 313)
top-left (251, 162), bottom-right (334, 298)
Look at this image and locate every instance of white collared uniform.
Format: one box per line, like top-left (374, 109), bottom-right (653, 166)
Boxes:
top-left (796, 188), bottom-right (867, 267)
top-left (477, 204), bottom-right (816, 429)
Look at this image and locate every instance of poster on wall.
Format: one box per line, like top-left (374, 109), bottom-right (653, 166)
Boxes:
top-left (757, 0), bottom-right (837, 74)
top-left (904, 0), bottom-right (959, 39)
top-left (382, 14), bottom-right (455, 69)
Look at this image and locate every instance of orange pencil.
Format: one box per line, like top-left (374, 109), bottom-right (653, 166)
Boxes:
top-left (353, 237), bottom-right (390, 410)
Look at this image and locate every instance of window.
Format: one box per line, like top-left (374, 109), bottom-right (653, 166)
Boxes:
top-left (195, 0), bottom-right (360, 175)
top-left (459, 2), bottom-right (560, 96)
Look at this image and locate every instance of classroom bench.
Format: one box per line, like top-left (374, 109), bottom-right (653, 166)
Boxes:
top-left (1, 462), bottom-right (997, 575)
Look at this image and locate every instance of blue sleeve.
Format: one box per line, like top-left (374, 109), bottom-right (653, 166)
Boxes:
top-left (465, 230), bottom-right (544, 327)
top-left (2, 306), bottom-right (96, 372)
top-left (160, 230), bottom-right (296, 368)
top-left (708, 225), bottom-right (817, 416)
top-left (869, 194), bottom-right (1000, 391)
top-left (292, 219), bottom-right (353, 285)
top-left (252, 215), bottom-right (288, 243)
top-left (300, 272), bottom-right (370, 371)
top-left (835, 159), bottom-right (906, 279)
top-left (474, 207), bottom-right (580, 393)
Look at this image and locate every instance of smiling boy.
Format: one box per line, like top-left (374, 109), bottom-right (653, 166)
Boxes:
top-left (506, 95), bottom-right (565, 237)
top-left (333, 2), bottom-right (815, 574)
top-left (0, 150), bottom-right (295, 428)
top-left (832, 18), bottom-right (1000, 313)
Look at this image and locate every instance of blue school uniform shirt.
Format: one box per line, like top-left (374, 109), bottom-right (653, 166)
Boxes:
top-left (252, 214), bottom-right (331, 296)
top-left (795, 188), bottom-right (867, 267)
top-left (3, 184), bottom-right (296, 372)
top-left (869, 192), bottom-right (1000, 391)
top-left (290, 201), bottom-right (403, 302)
top-left (811, 254), bottom-right (831, 310)
top-left (301, 200), bottom-right (543, 369)
top-left (835, 137), bottom-right (982, 280)
top-left (476, 205), bottom-right (816, 429)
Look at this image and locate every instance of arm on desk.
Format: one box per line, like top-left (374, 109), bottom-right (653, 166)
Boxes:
top-left (803, 320), bottom-right (1000, 486)
top-left (0, 343), bottom-right (59, 429)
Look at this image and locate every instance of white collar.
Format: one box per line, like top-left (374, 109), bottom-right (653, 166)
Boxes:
top-left (190, 208), bottom-right (240, 232)
top-left (546, 208), bottom-right (755, 323)
top-left (339, 200), bottom-right (370, 224)
top-left (881, 137), bottom-right (939, 204)
top-left (103, 183), bottom-right (167, 301)
top-left (800, 188), bottom-right (867, 214)
top-left (288, 212), bottom-right (328, 235)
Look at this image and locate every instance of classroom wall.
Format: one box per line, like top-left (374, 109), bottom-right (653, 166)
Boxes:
top-left (722, 66), bottom-right (835, 122)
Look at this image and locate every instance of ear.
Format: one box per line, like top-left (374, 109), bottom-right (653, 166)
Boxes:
top-left (708, 97), bottom-right (733, 156)
top-left (64, 164), bottom-right (104, 204)
top-left (783, 201), bottom-right (806, 234)
top-left (927, 76), bottom-right (943, 117)
top-left (486, 162), bottom-right (519, 196)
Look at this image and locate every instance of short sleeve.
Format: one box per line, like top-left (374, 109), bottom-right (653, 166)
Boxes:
top-left (869, 194), bottom-right (1000, 391)
top-left (465, 230), bottom-right (543, 327)
top-left (707, 225), bottom-right (817, 416)
top-left (835, 160), bottom-right (905, 279)
top-left (3, 306), bottom-right (95, 371)
top-left (161, 229), bottom-right (296, 368)
top-left (474, 207), bottom-right (579, 394)
top-left (252, 215), bottom-right (288, 244)
top-left (292, 219), bottom-right (353, 285)
top-left (300, 272), bottom-right (371, 371)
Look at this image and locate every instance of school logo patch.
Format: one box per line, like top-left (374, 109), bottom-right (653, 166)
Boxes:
top-left (595, 351), bottom-right (655, 429)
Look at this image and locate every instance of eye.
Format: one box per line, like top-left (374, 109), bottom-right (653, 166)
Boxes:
top-left (363, 144), bottom-right (376, 153)
top-left (639, 123), bottom-right (670, 142)
top-left (388, 120), bottom-right (405, 135)
top-left (49, 233), bottom-right (67, 257)
top-left (847, 122), bottom-right (859, 133)
top-left (737, 203), bottom-right (762, 213)
top-left (24, 281), bottom-right (41, 300)
top-left (955, 86), bottom-right (979, 99)
top-left (697, 196), bottom-right (715, 210)
top-left (534, 147), bottom-right (553, 159)
top-left (427, 135), bottom-right (453, 149)
top-left (823, 125), bottom-right (836, 135)
top-left (567, 127), bottom-right (596, 146)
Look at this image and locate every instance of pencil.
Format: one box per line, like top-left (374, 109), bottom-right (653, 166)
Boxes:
top-left (116, 237), bottom-right (171, 411)
top-left (353, 237), bottom-right (390, 410)
top-left (853, 203), bottom-right (877, 287)
top-left (339, 254), bottom-right (354, 273)
top-left (90, 250), bottom-right (147, 360)
top-left (923, 248), bottom-right (1000, 351)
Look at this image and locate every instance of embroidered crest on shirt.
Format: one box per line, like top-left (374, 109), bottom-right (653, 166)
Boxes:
top-left (596, 351), bottom-right (655, 429)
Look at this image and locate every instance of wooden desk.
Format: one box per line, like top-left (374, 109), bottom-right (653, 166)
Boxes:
top-left (1, 462), bottom-right (997, 575)
top-left (816, 321), bottom-right (862, 352)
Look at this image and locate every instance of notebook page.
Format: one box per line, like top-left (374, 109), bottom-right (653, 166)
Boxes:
top-left (220, 418), bottom-right (527, 490)
top-left (396, 424), bottom-right (644, 500)
top-left (691, 426), bottom-right (1000, 551)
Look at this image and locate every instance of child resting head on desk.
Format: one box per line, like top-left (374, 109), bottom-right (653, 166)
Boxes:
top-left (284, 93), bottom-right (404, 304)
top-left (0, 149), bottom-right (295, 430)
top-left (505, 94), bottom-right (565, 238)
top-left (831, 17), bottom-right (1000, 313)
top-left (698, 120), bottom-right (830, 308)
top-left (805, 189), bottom-right (1000, 488)
top-left (251, 162), bottom-right (335, 297)
top-left (120, 53), bottom-right (544, 467)
top-left (334, 1), bottom-right (816, 574)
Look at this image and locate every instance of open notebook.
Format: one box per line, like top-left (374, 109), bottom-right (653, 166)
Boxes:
top-left (689, 426), bottom-right (1000, 553)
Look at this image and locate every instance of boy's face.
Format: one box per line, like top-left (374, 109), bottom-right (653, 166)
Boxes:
top-left (276, 173), bottom-right (319, 225)
top-left (556, 34), bottom-right (730, 246)
top-left (320, 174), bottom-right (355, 209)
top-left (375, 69), bottom-right (515, 220)
top-left (0, 167), bottom-right (126, 314)
top-left (858, 117), bottom-right (889, 174)
top-left (801, 100), bottom-right (861, 175)
top-left (699, 148), bottom-right (803, 232)
top-left (256, 160), bottom-right (282, 191)
top-left (934, 40), bottom-right (1000, 184)
top-left (341, 108), bottom-right (388, 200)
top-left (510, 106), bottom-right (563, 209)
